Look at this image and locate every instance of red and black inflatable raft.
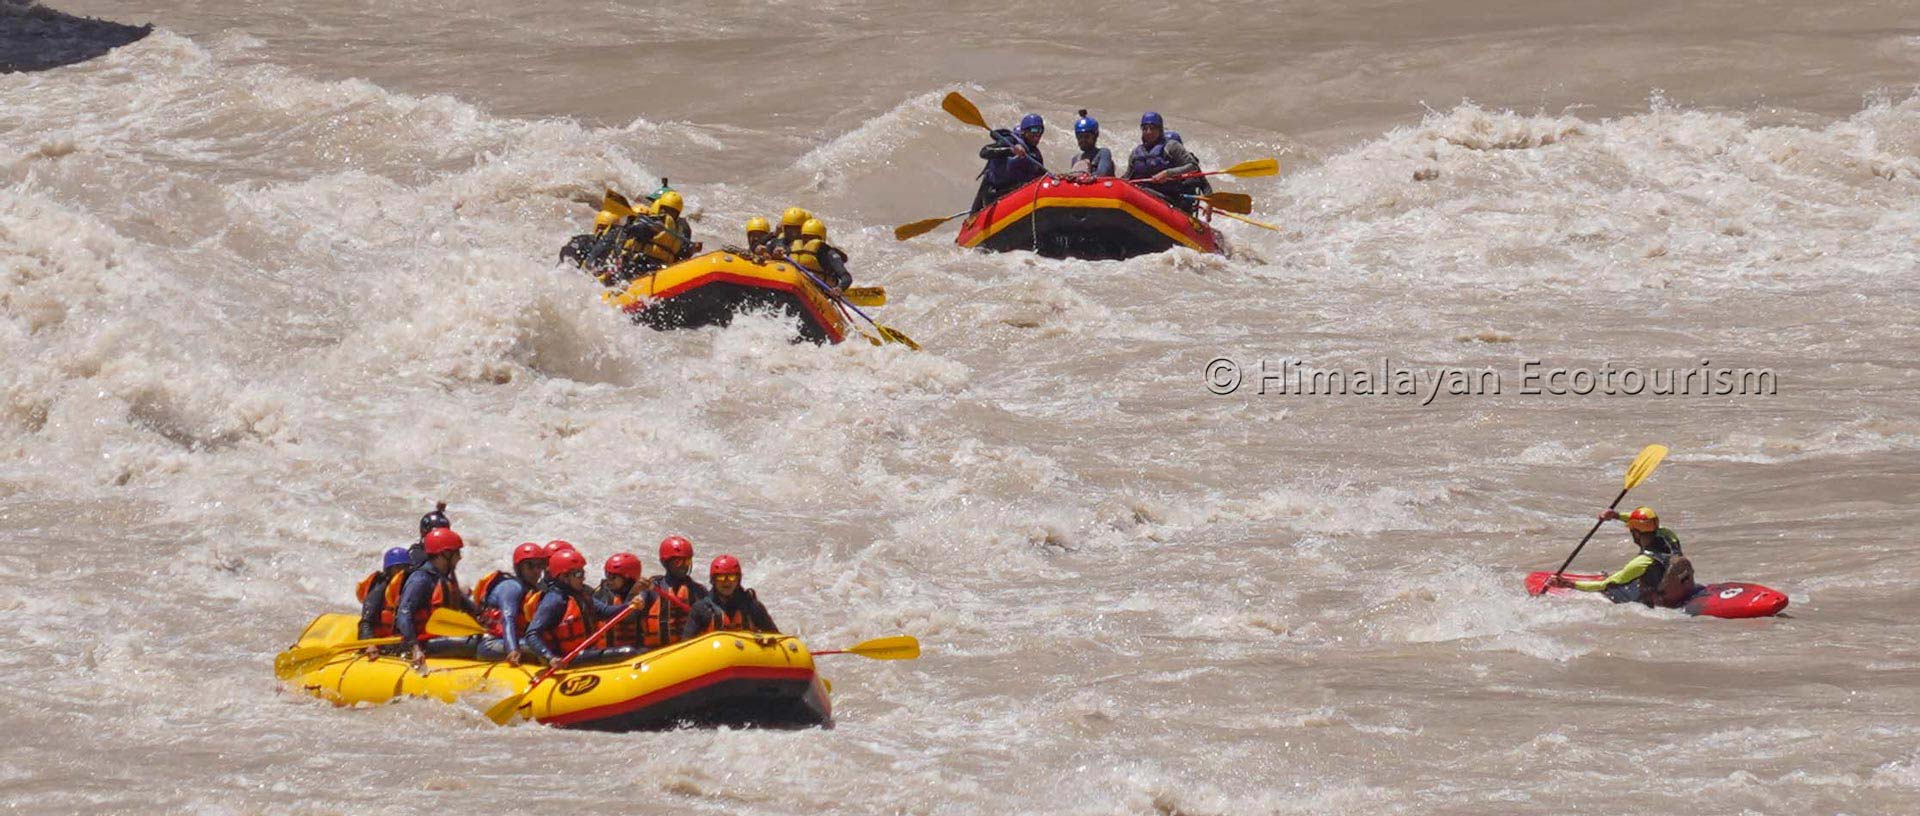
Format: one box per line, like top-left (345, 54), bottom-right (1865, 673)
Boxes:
top-left (955, 175), bottom-right (1226, 260)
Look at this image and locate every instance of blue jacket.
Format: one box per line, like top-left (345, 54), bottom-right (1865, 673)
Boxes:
top-left (482, 574), bottom-right (534, 653)
top-left (980, 129), bottom-right (1046, 189)
top-left (394, 562), bottom-right (464, 645)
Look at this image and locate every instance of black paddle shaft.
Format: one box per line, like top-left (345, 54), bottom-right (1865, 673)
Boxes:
top-left (1548, 486), bottom-right (1630, 582)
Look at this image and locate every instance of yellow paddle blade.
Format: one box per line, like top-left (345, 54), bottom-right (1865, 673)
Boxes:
top-left (875, 324), bottom-right (921, 351)
top-left (1624, 444), bottom-right (1669, 490)
top-left (1212, 209), bottom-right (1284, 232)
top-left (1202, 192), bottom-right (1253, 214)
top-left (844, 286), bottom-right (887, 307)
top-left (274, 636), bottom-right (399, 680)
top-left (601, 189), bottom-right (636, 219)
top-left (847, 635), bottom-right (920, 660)
top-left (941, 91), bottom-right (988, 131)
top-left (1220, 158), bottom-right (1280, 177)
top-left (426, 608), bottom-right (488, 638)
top-left (894, 215), bottom-right (956, 241)
top-left (485, 691), bottom-right (530, 725)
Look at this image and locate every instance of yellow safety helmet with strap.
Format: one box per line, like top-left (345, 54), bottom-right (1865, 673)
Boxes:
top-left (654, 190), bottom-right (685, 215)
top-left (801, 218), bottom-right (827, 240)
top-left (746, 216), bottom-right (772, 234)
top-left (780, 207), bottom-right (811, 228)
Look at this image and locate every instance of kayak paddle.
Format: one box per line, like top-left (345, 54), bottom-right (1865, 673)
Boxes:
top-left (1539, 444), bottom-right (1669, 594)
top-left (812, 635), bottom-right (920, 660)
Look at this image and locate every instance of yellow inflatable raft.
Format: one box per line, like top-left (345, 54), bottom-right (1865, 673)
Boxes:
top-left (279, 614), bottom-right (832, 731)
top-left (603, 250), bottom-right (851, 344)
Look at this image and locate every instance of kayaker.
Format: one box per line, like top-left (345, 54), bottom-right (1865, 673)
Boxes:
top-left (1125, 112), bottom-right (1205, 211)
top-left (642, 535), bottom-right (711, 648)
top-left (1066, 110), bottom-right (1115, 178)
top-left (790, 218), bottom-right (853, 290)
top-left (973, 113), bottom-right (1047, 213)
top-left (355, 546), bottom-right (411, 639)
top-left (472, 542), bottom-right (547, 666)
top-left (524, 547), bottom-right (644, 667)
top-left (395, 527), bottom-right (482, 666)
top-left (682, 555), bottom-right (778, 637)
top-left (593, 552), bottom-right (649, 650)
top-left (1544, 506), bottom-right (1700, 608)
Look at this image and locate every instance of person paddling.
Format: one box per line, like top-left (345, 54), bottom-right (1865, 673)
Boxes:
top-left (973, 113), bottom-right (1047, 213)
top-left (356, 547), bottom-right (411, 639)
top-left (682, 555), bottom-right (778, 638)
top-left (593, 552), bottom-right (649, 650)
top-left (1066, 111), bottom-right (1114, 178)
top-left (472, 542), bottom-right (547, 666)
top-left (396, 527), bottom-right (482, 667)
top-left (1125, 112), bottom-right (1205, 211)
top-left (523, 548), bottom-right (645, 667)
top-left (1544, 506), bottom-right (1699, 607)
top-left (642, 535), bottom-right (711, 648)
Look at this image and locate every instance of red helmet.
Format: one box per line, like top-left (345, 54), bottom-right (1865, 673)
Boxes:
top-left (512, 542), bottom-right (546, 566)
top-left (604, 552), bottom-right (642, 581)
top-left (709, 554), bottom-right (742, 577)
top-left (1626, 506), bottom-right (1659, 533)
top-left (544, 540), bottom-right (577, 558)
top-left (549, 548), bottom-right (587, 576)
top-left (658, 535), bottom-right (694, 562)
top-left (422, 528), bottom-right (464, 555)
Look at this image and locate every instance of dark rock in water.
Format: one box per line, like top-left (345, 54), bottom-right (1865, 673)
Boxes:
top-left (1, 1), bottom-right (151, 73)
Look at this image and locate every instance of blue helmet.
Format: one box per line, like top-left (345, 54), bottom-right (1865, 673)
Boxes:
top-left (1073, 109), bottom-right (1098, 135)
top-left (1140, 111), bottom-right (1164, 128)
top-left (383, 547), bottom-right (411, 569)
top-left (1018, 113), bottom-right (1045, 133)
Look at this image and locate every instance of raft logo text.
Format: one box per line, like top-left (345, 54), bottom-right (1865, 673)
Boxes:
top-left (1203, 358), bottom-right (1777, 404)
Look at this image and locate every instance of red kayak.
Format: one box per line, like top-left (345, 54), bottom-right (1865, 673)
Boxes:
top-left (1525, 571), bottom-right (1789, 619)
top-left (956, 175), bottom-right (1225, 260)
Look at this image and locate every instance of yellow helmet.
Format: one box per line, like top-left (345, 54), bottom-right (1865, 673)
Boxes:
top-left (594, 210), bottom-right (618, 229)
top-left (654, 190), bottom-right (685, 215)
top-left (745, 216), bottom-right (772, 234)
top-left (780, 207), bottom-right (811, 227)
top-left (801, 218), bottom-right (827, 239)
top-left (1625, 506), bottom-right (1659, 532)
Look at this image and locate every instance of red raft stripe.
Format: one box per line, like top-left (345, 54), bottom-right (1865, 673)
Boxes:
top-left (630, 269), bottom-right (844, 343)
top-left (539, 665), bottom-right (818, 727)
top-left (957, 177), bottom-right (1218, 253)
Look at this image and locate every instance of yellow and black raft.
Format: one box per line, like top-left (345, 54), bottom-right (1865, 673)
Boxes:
top-left (603, 250), bottom-right (852, 344)
top-left (278, 613), bottom-right (832, 731)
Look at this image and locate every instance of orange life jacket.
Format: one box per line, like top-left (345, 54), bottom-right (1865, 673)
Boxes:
top-left (383, 567), bottom-right (458, 640)
top-left (594, 583), bottom-right (642, 649)
top-left (523, 588), bottom-right (600, 656)
top-left (641, 582), bottom-right (695, 648)
top-left (355, 569), bottom-right (396, 637)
